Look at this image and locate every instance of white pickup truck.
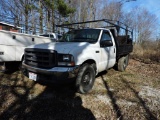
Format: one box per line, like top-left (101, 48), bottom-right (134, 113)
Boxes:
top-left (39, 33), bottom-right (62, 41)
top-left (22, 19), bottom-right (133, 93)
top-left (0, 30), bottom-right (57, 71)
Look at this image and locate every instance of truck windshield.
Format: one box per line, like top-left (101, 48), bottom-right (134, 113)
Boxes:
top-left (39, 34), bottom-right (49, 37)
top-left (59, 29), bottom-right (101, 43)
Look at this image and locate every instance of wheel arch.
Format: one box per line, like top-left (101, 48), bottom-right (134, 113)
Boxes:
top-left (21, 54), bottom-right (24, 62)
top-left (81, 59), bottom-right (97, 74)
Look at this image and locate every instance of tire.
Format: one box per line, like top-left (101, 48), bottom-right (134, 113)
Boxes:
top-left (19, 56), bottom-right (24, 71)
top-left (5, 62), bottom-right (21, 73)
top-left (18, 61), bottom-right (23, 71)
top-left (118, 55), bottom-right (129, 72)
top-left (76, 63), bottom-right (96, 94)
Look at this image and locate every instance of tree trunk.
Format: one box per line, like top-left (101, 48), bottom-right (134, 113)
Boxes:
top-left (47, 11), bottom-right (51, 33)
top-left (51, 9), bottom-right (54, 32)
top-left (24, 0), bottom-right (29, 34)
top-left (39, 0), bottom-right (43, 34)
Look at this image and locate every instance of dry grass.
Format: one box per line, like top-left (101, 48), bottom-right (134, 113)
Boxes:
top-left (0, 59), bottom-right (160, 120)
top-left (131, 41), bottom-right (160, 64)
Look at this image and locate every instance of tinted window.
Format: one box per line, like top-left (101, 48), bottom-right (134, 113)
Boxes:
top-left (58, 35), bottom-right (62, 39)
top-left (39, 34), bottom-right (49, 37)
top-left (50, 35), bottom-right (54, 38)
top-left (59, 29), bottom-right (101, 43)
top-left (2, 25), bottom-right (10, 31)
top-left (101, 31), bottom-right (112, 41)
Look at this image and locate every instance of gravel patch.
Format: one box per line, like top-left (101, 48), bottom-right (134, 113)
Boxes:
top-left (96, 95), bottom-right (111, 105)
top-left (139, 85), bottom-right (160, 111)
top-left (117, 99), bottom-right (137, 107)
top-left (139, 86), bottom-right (160, 100)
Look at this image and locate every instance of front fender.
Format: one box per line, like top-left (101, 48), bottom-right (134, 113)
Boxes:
top-left (69, 43), bottom-right (101, 73)
top-left (73, 51), bottom-right (101, 74)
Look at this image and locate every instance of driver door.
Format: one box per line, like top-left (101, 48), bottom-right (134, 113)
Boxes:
top-left (99, 30), bottom-right (116, 71)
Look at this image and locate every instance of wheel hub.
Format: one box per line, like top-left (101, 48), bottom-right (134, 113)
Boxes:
top-left (82, 72), bottom-right (90, 85)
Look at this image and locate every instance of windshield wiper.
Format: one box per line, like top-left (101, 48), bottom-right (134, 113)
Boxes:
top-left (74, 38), bottom-right (96, 42)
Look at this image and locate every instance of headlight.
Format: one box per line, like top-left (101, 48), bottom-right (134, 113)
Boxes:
top-left (58, 54), bottom-right (75, 66)
top-left (63, 55), bottom-right (71, 61)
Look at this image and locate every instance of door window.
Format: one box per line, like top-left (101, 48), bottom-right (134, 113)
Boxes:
top-left (101, 31), bottom-right (112, 41)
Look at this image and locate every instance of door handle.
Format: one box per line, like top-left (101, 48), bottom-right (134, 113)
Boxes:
top-left (32, 38), bottom-right (34, 42)
top-left (95, 51), bottom-right (99, 53)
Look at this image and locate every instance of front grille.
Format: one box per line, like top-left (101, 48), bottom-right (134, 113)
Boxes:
top-left (24, 48), bottom-right (56, 69)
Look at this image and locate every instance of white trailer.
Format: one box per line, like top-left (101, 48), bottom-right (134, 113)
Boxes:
top-left (0, 30), bottom-right (54, 71)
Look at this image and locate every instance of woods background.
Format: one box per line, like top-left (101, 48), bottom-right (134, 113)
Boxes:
top-left (0, 0), bottom-right (160, 61)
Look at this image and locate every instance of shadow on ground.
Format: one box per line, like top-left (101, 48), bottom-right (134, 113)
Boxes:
top-left (120, 75), bottom-right (157, 120)
top-left (97, 71), bottom-right (123, 120)
top-left (0, 72), bottom-right (95, 120)
top-left (0, 67), bottom-right (158, 120)
top-left (98, 70), bottom-right (157, 120)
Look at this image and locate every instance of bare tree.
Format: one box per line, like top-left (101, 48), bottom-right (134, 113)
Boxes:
top-left (123, 7), bottom-right (158, 43)
top-left (99, 0), bottom-right (122, 21)
top-left (0, 0), bottom-right (158, 41)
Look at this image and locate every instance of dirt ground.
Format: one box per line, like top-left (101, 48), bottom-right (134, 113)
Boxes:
top-left (0, 59), bottom-right (160, 120)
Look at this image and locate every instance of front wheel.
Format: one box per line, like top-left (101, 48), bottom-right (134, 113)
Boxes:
top-left (76, 63), bottom-right (96, 94)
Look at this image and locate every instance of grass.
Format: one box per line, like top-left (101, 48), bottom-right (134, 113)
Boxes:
top-left (131, 41), bottom-right (160, 64)
top-left (0, 59), bottom-right (160, 120)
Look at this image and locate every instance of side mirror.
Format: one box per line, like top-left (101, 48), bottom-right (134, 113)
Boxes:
top-left (100, 40), bottom-right (113, 47)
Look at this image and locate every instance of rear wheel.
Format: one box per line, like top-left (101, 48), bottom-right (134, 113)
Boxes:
top-left (76, 63), bottom-right (95, 94)
top-left (118, 55), bottom-right (129, 72)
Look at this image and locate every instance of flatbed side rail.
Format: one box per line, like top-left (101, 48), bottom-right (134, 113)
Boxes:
top-left (56, 19), bottom-right (133, 38)
top-left (116, 45), bottom-right (133, 58)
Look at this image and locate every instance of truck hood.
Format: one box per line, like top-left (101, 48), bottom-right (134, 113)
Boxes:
top-left (28, 42), bottom-right (90, 54)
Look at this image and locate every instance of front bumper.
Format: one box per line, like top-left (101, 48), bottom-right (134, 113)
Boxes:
top-left (22, 62), bottom-right (79, 84)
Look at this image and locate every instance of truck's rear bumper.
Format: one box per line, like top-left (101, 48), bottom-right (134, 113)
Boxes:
top-left (22, 63), bottom-right (79, 84)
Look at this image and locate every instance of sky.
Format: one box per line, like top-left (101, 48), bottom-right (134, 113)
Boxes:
top-left (122, 0), bottom-right (160, 36)
top-left (122, 0), bottom-right (160, 23)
